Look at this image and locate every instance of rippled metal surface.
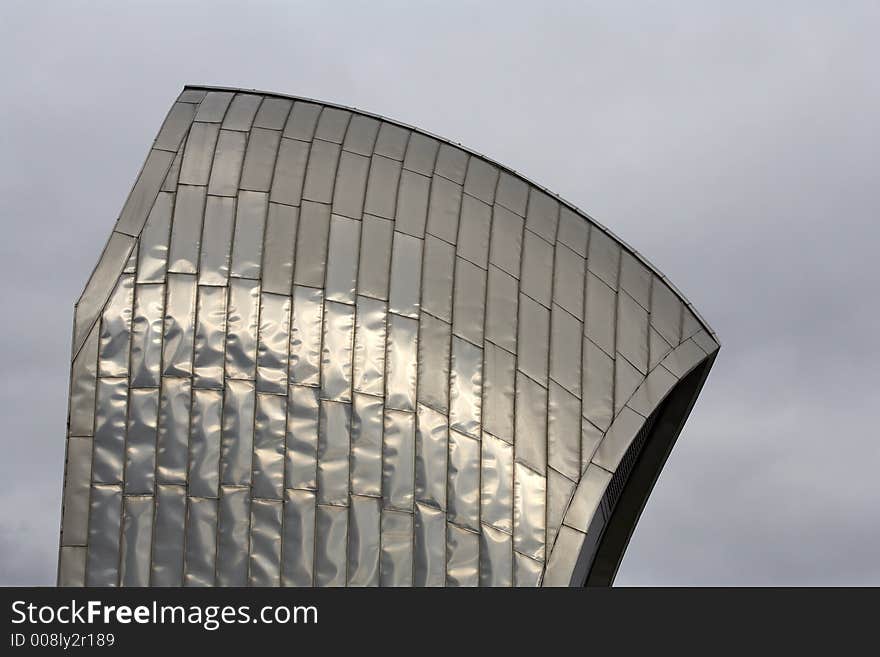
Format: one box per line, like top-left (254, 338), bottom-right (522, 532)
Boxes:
top-left (58, 85), bottom-right (719, 587)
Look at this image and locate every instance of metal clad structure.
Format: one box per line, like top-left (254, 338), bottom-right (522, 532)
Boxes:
top-left (58, 86), bottom-right (719, 587)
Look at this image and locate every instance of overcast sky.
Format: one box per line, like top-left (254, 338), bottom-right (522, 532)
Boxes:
top-left (1, 0), bottom-right (878, 586)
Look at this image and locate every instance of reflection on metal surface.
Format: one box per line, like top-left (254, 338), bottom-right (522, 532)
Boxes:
top-left (58, 85), bottom-right (719, 587)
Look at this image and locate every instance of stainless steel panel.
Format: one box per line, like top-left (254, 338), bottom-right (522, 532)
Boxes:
top-left (315, 107), bottom-right (351, 143)
top-left (379, 510), bottom-right (413, 587)
top-left (449, 337), bottom-right (482, 438)
top-left (489, 205), bottom-right (524, 278)
top-left (325, 215), bottom-right (361, 303)
top-left (553, 244), bottom-right (585, 319)
top-left (557, 206), bottom-right (588, 257)
top-left (69, 323), bottom-right (99, 436)
top-left (231, 191), bottom-right (268, 279)
top-left (119, 496), bottom-right (153, 587)
top-left (286, 385), bottom-right (319, 490)
top-left (184, 497), bottom-right (218, 586)
top-left (293, 201), bottom-right (330, 288)
top-left (447, 430), bottom-right (480, 530)
top-left (168, 185), bottom-right (206, 274)
top-left (382, 408), bottom-right (415, 511)
top-left (343, 114), bottom-right (380, 156)
top-left (682, 308), bottom-right (702, 340)
top-left (353, 296), bottom-right (387, 397)
top-left (457, 194), bottom-right (491, 268)
top-left (582, 338), bottom-right (614, 431)
top-left (156, 377), bottom-right (191, 484)
top-left (434, 144), bottom-right (468, 184)
top-left (548, 382), bottom-right (581, 481)
top-left (513, 462), bottom-right (546, 561)
top-left (517, 294), bottom-right (550, 385)
top-left (86, 483), bottom-right (122, 586)
top-left (177, 89), bottom-right (206, 103)
top-left (248, 499), bottom-right (283, 586)
top-left (546, 468), bottom-right (576, 554)
top-left (617, 290), bottom-right (649, 374)
top-left (98, 273), bottom-right (134, 378)
top-left (130, 283), bottom-right (165, 387)
top-left (520, 229), bottom-right (554, 307)
top-left (663, 338), bottom-right (707, 378)
top-left (321, 300), bottom-right (355, 402)
top-left (163, 151), bottom-right (183, 194)
top-left (333, 150), bottom-right (370, 221)
top-left (193, 285), bottom-right (227, 388)
top-left (403, 132), bottom-right (439, 177)
top-left (282, 488), bottom-right (316, 586)
top-left (92, 377), bottom-right (128, 484)
top-left (253, 97), bottom-right (292, 130)
top-left (526, 188), bottom-right (559, 243)
top-left (464, 157), bottom-right (499, 205)
top-left (587, 228), bottom-right (620, 290)
top-left (289, 285), bottom-right (324, 386)
top-left (447, 524), bottom-right (479, 587)
top-left (550, 305), bottom-right (582, 396)
top-left (162, 273), bottom-right (197, 377)
top-left (216, 485), bottom-right (250, 586)
top-left (347, 495), bottom-right (381, 586)
top-left (543, 525), bottom-right (585, 587)
top-left (317, 400), bottom-right (351, 505)
top-left (614, 354), bottom-right (643, 415)
top-left (124, 387), bottom-right (160, 494)
top-left (240, 128), bottom-right (281, 193)
top-left (385, 313), bottom-right (418, 412)
top-left (270, 138), bottom-right (309, 206)
top-left (155, 102), bottom-right (196, 152)
top-left (222, 93), bottom-right (261, 131)
top-left (151, 485), bottom-right (186, 586)
top-left (395, 169), bottom-right (430, 237)
top-left (564, 463), bottom-right (613, 532)
top-left (194, 91), bottom-right (233, 123)
top-left (61, 436), bottom-right (92, 546)
top-left (649, 326), bottom-right (673, 370)
top-left (253, 393), bottom-right (287, 499)
top-left (188, 388), bottom-right (223, 498)
top-left (198, 195), bottom-right (235, 285)
top-left (582, 419), bottom-right (603, 472)
top-left (495, 172), bottom-right (528, 216)
top-left (137, 191), bottom-right (173, 283)
top-left (693, 328), bottom-right (719, 354)
top-left (74, 232), bottom-right (135, 351)
top-left (256, 292), bottom-right (291, 394)
top-left (374, 123), bottom-right (410, 161)
top-left (262, 203), bottom-right (298, 295)
top-left (220, 379), bottom-right (256, 486)
top-left (452, 257), bottom-right (486, 346)
top-left (421, 235), bottom-right (455, 322)
top-left (207, 129), bottom-right (247, 197)
top-left (414, 404), bottom-right (448, 509)
top-left (364, 154), bottom-right (402, 219)
top-left (426, 175), bottom-right (462, 244)
top-left (350, 393), bottom-right (384, 497)
top-left (58, 546), bottom-right (87, 587)
top-left (585, 272), bottom-right (617, 357)
top-left (514, 551), bottom-right (543, 587)
top-left (283, 101), bottom-right (321, 141)
top-left (115, 150), bottom-right (175, 236)
top-left (482, 343), bottom-right (515, 443)
top-left (514, 372), bottom-right (547, 473)
top-left (417, 312), bottom-right (451, 412)
top-left (592, 406), bottom-right (645, 472)
top-left (225, 278), bottom-right (260, 380)
top-left (303, 139), bottom-right (341, 204)
top-left (315, 505), bottom-right (348, 587)
top-left (180, 122), bottom-right (220, 186)
top-left (480, 523), bottom-right (513, 587)
top-left (620, 251), bottom-right (651, 310)
top-left (628, 364), bottom-right (678, 419)
top-left (357, 214), bottom-right (393, 300)
top-left (413, 502), bottom-right (445, 587)
top-left (485, 266), bottom-right (518, 353)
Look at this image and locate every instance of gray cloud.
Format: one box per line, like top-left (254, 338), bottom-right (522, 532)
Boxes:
top-left (1, 0), bottom-right (877, 585)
